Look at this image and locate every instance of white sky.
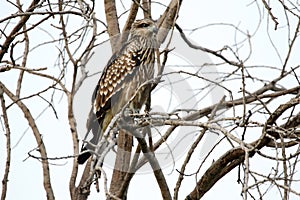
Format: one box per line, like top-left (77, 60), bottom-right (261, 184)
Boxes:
top-left (0, 0), bottom-right (299, 200)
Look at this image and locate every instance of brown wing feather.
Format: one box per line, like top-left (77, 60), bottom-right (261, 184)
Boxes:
top-left (93, 40), bottom-right (141, 116)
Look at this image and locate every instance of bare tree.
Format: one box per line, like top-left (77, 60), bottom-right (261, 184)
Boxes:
top-left (0, 1), bottom-right (299, 200)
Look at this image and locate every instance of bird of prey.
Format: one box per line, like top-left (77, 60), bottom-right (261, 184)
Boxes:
top-left (78, 19), bottom-right (158, 164)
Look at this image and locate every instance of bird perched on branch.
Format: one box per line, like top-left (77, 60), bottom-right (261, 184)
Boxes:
top-left (78, 19), bottom-right (158, 164)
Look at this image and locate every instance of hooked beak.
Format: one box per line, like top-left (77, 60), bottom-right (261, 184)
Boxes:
top-left (153, 26), bottom-right (158, 34)
top-left (149, 25), bottom-right (158, 34)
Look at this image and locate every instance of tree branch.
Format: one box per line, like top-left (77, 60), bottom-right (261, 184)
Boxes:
top-left (185, 97), bottom-right (300, 200)
top-left (0, 85), bottom-right (11, 200)
top-left (0, 0), bottom-right (41, 61)
top-left (104, 0), bottom-right (120, 52)
top-left (124, 124), bottom-right (172, 200)
top-left (157, 0), bottom-right (182, 44)
top-left (119, 0), bottom-right (140, 45)
top-left (0, 81), bottom-right (55, 200)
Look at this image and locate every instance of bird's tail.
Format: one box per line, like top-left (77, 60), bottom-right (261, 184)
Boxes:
top-left (77, 108), bottom-right (104, 164)
top-left (77, 147), bottom-right (91, 164)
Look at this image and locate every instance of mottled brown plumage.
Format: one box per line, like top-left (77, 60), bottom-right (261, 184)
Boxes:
top-left (78, 19), bottom-right (158, 164)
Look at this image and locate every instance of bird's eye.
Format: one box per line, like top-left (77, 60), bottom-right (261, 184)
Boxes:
top-left (139, 23), bottom-right (149, 28)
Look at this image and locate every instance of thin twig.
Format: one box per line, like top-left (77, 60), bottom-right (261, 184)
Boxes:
top-left (0, 0), bottom-right (41, 61)
top-left (260, 0), bottom-right (279, 30)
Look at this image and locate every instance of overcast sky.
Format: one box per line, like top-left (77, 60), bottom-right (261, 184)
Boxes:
top-left (0, 0), bottom-right (299, 200)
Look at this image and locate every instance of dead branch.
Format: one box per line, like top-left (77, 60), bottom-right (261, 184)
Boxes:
top-left (0, 81), bottom-right (55, 200)
top-left (104, 0), bottom-right (121, 52)
top-left (120, 120), bottom-right (172, 200)
top-left (0, 85), bottom-right (11, 200)
top-left (260, 0), bottom-right (279, 30)
top-left (185, 97), bottom-right (300, 200)
top-left (0, 0), bottom-right (41, 61)
top-left (119, 0), bottom-right (140, 45)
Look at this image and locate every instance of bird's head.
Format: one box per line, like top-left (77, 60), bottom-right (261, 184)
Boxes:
top-left (130, 19), bottom-right (158, 39)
